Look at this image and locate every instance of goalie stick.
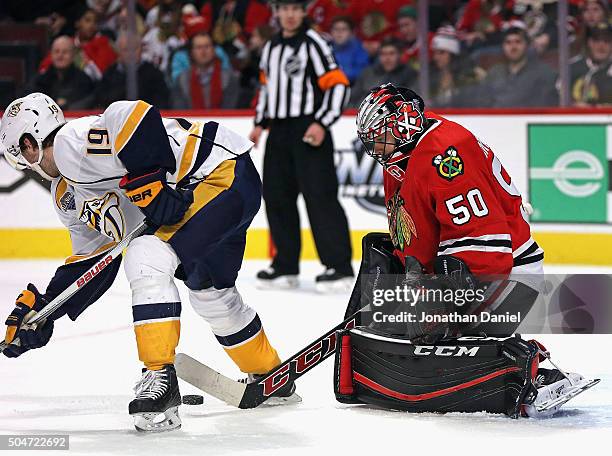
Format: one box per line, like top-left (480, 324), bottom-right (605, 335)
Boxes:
top-left (0, 221), bottom-right (148, 354)
top-left (175, 311), bottom-right (361, 408)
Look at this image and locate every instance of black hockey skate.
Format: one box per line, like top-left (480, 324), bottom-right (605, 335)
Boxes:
top-left (239, 373), bottom-right (302, 406)
top-left (315, 268), bottom-right (354, 293)
top-left (129, 364), bottom-right (182, 432)
top-left (256, 266), bottom-right (299, 289)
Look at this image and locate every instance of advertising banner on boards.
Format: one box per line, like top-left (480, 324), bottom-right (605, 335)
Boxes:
top-left (528, 124), bottom-right (610, 223)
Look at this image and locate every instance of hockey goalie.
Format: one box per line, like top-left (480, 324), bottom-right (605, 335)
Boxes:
top-left (333, 84), bottom-right (599, 418)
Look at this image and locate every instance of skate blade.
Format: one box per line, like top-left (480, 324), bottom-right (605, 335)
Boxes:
top-left (536, 378), bottom-right (600, 412)
top-left (262, 392), bottom-right (302, 406)
top-left (256, 276), bottom-right (299, 290)
top-left (133, 406), bottom-right (182, 433)
top-left (315, 278), bottom-right (354, 294)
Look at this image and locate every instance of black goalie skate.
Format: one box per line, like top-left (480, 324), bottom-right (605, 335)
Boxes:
top-left (129, 364), bottom-right (182, 432)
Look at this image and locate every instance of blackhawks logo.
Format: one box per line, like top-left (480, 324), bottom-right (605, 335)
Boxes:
top-left (433, 146), bottom-right (463, 181)
top-left (386, 191), bottom-right (417, 251)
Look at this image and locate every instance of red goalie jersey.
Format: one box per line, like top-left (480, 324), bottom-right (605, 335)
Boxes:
top-left (383, 112), bottom-right (543, 276)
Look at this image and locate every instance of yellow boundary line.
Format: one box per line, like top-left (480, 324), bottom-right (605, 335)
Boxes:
top-left (0, 229), bottom-right (611, 265)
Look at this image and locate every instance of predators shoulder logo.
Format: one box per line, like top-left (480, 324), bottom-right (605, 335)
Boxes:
top-left (59, 192), bottom-right (76, 212)
top-left (79, 192), bottom-right (125, 242)
top-left (386, 191), bottom-right (417, 251)
top-left (433, 146), bottom-right (463, 181)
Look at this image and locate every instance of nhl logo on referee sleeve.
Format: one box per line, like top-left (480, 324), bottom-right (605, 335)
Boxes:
top-left (433, 147), bottom-right (464, 181)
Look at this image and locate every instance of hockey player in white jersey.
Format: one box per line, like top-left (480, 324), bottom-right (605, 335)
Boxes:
top-left (0, 93), bottom-right (297, 432)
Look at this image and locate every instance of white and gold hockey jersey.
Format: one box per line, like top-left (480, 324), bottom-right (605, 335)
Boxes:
top-left (51, 100), bottom-right (253, 263)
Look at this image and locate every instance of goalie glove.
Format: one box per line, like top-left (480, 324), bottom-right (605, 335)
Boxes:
top-left (119, 169), bottom-right (193, 228)
top-left (3, 284), bottom-right (54, 358)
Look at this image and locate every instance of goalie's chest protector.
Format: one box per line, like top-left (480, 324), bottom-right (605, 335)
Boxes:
top-left (382, 113), bottom-right (540, 276)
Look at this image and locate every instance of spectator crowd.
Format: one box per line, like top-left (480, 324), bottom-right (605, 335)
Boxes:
top-left (1, 0), bottom-right (610, 109)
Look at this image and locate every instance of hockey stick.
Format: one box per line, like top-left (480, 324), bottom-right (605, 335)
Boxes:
top-left (0, 221), bottom-right (148, 354)
top-left (175, 310), bottom-right (361, 408)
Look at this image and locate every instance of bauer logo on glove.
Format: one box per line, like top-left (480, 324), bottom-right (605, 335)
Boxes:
top-left (119, 169), bottom-right (193, 227)
top-left (126, 181), bottom-right (163, 207)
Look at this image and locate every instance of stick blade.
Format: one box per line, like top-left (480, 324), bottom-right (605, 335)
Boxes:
top-left (175, 353), bottom-right (246, 408)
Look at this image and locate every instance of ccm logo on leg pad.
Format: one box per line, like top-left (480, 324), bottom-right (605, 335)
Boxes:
top-left (414, 346), bottom-right (480, 356)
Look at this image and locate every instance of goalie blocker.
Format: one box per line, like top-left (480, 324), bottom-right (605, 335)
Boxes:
top-left (334, 328), bottom-right (540, 417)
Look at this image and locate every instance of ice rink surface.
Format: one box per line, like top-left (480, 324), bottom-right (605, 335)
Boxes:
top-left (1, 260), bottom-right (611, 456)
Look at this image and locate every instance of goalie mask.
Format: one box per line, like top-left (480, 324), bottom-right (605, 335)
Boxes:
top-left (356, 84), bottom-right (426, 167)
top-left (0, 93), bottom-right (65, 180)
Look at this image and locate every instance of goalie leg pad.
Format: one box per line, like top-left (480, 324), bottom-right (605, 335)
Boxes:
top-left (334, 327), bottom-right (539, 417)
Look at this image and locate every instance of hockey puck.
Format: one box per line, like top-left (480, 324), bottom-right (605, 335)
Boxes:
top-left (182, 394), bottom-right (204, 405)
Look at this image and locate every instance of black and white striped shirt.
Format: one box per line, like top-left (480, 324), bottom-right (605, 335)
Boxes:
top-left (255, 26), bottom-right (350, 128)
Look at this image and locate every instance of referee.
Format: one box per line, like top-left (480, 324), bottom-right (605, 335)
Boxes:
top-left (249, 0), bottom-right (353, 292)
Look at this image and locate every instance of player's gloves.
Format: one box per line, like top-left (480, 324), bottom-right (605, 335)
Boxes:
top-left (3, 284), bottom-right (54, 358)
top-left (119, 169), bottom-right (193, 228)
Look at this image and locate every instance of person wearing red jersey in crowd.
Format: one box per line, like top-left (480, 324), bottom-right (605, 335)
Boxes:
top-left (28, 35), bottom-right (96, 109)
top-left (198, 0), bottom-right (270, 65)
top-left (307, 0), bottom-right (356, 33)
top-left (394, 6), bottom-right (434, 71)
top-left (456, 0), bottom-right (517, 49)
top-left (356, 83), bottom-right (544, 332)
top-left (353, 0), bottom-right (410, 58)
top-left (39, 6), bottom-right (117, 81)
top-left (396, 6), bottom-right (419, 68)
top-left (199, 0), bottom-right (271, 39)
